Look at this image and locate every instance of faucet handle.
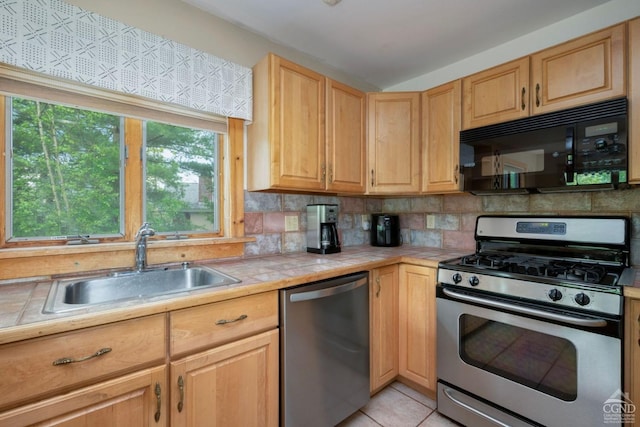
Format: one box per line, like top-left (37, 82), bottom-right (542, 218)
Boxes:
top-left (135, 222), bottom-right (154, 238)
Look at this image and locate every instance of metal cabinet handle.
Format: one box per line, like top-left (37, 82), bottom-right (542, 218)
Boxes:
top-left (154, 383), bottom-right (161, 422)
top-left (177, 375), bottom-right (184, 412)
top-left (329, 164), bottom-right (334, 183)
top-left (215, 314), bottom-right (248, 325)
top-left (371, 169), bottom-right (375, 186)
top-left (52, 347), bottom-right (112, 365)
top-left (637, 314), bottom-right (640, 347)
top-left (521, 87), bottom-right (526, 110)
top-left (454, 164), bottom-right (459, 184)
top-left (535, 83), bottom-right (541, 107)
top-left (376, 276), bottom-right (381, 298)
top-left (321, 163), bottom-right (326, 182)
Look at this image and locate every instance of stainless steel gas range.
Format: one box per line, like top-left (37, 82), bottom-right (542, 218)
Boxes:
top-left (436, 215), bottom-right (635, 427)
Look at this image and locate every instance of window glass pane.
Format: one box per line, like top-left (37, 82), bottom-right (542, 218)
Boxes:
top-left (144, 121), bottom-right (219, 234)
top-left (459, 314), bottom-right (577, 401)
top-left (10, 97), bottom-right (122, 239)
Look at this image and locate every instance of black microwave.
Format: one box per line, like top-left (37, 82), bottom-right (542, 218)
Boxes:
top-left (460, 97), bottom-right (628, 195)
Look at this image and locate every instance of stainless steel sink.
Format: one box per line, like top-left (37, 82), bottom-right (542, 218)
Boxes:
top-left (43, 265), bottom-right (241, 313)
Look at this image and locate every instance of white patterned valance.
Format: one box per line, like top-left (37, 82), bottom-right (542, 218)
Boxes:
top-left (0, 0), bottom-right (252, 121)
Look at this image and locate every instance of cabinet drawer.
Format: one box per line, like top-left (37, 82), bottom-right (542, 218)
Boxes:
top-left (170, 291), bottom-right (278, 357)
top-left (0, 314), bottom-right (166, 410)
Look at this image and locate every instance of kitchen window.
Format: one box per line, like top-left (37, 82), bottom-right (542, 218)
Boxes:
top-left (4, 96), bottom-right (224, 243)
top-left (8, 97), bottom-right (124, 241)
top-left (0, 67), bottom-right (244, 280)
top-left (144, 120), bottom-right (220, 235)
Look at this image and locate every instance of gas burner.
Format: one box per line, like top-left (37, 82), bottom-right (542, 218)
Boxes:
top-left (460, 254), bottom-right (509, 269)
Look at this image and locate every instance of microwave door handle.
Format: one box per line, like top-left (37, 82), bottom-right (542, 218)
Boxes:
top-left (565, 127), bottom-right (575, 183)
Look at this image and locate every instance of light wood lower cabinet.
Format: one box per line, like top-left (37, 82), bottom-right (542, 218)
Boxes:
top-left (398, 264), bottom-right (437, 394)
top-left (170, 329), bottom-right (279, 427)
top-left (625, 297), bottom-right (640, 427)
top-left (0, 366), bottom-right (167, 427)
top-left (370, 265), bottom-right (399, 393)
top-left (0, 291), bottom-right (280, 427)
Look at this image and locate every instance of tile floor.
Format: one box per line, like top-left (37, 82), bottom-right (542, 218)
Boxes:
top-left (338, 382), bottom-right (462, 427)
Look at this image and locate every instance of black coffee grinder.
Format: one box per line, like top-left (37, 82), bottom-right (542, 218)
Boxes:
top-left (306, 204), bottom-right (341, 254)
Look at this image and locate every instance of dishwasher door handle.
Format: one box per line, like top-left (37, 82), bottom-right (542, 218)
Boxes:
top-left (290, 277), bottom-right (367, 302)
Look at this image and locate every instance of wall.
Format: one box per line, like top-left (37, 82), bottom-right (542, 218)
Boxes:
top-left (243, 188), bottom-right (640, 266)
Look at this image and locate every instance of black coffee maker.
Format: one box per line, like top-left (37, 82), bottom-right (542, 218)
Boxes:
top-left (306, 204), bottom-right (341, 254)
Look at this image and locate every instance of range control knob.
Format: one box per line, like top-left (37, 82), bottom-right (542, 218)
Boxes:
top-left (452, 273), bottom-right (462, 284)
top-left (468, 276), bottom-right (480, 287)
top-left (575, 292), bottom-right (591, 306)
top-left (548, 289), bottom-right (563, 302)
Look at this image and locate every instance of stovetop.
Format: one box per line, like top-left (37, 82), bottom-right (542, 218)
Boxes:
top-left (437, 215), bottom-right (633, 316)
top-left (456, 253), bottom-right (624, 287)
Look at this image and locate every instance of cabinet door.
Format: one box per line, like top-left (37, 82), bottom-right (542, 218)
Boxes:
top-left (326, 79), bottom-right (366, 193)
top-left (531, 23), bottom-right (625, 115)
top-left (370, 265), bottom-right (399, 393)
top-left (170, 329), bottom-right (278, 427)
top-left (462, 57), bottom-right (530, 129)
top-left (367, 92), bottom-right (421, 194)
top-left (0, 314), bottom-right (166, 411)
top-left (0, 366), bottom-right (167, 427)
top-left (625, 298), bottom-right (640, 427)
top-left (248, 54), bottom-right (325, 191)
top-left (421, 80), bottom-right (462, 193)
top-left (629, 18), bottom-right (640, 185)
top-left (398, 264), bottom-right (436, 393)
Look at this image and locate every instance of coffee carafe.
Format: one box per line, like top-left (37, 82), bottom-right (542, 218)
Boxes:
top-left (306, 204), bottom-right (341, 254)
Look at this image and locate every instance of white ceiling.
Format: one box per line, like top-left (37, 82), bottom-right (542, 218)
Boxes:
top-left (183, 0), bottom-right (612, 89)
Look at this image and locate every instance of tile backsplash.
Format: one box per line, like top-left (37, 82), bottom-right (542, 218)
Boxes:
top-left (243, 188), bottom-right (640, 266)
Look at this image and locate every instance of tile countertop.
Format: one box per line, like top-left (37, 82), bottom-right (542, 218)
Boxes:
top-left (0, 246), bottom-right (465, 346)
top-left (1, 245), bottom-right (639, 346)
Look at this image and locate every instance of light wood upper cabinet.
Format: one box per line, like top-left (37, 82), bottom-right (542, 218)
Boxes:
top-left (367, 92), bottom-right (421, 194)
top-left (531, 23), bottom-right (626, 115)
top-left (370, 265), bottom-right (399, 394)
top-left (462, 57), bottom-right (530, 130)
top-left (463, 24), bottom-right (626, 130)
top-left (398, 264), bottom-right (437, 394)
top-left (629, 17), bottom-right (640, 184)
top-left (248, 53), bottom-right (326, 192)
top-left (326, 79), bottom-right (366, 192)
top-left (422, 80), bottom-right (462, 193)
top-left (248, 53), bottom-right (366, 193)
top-left (170, 329), bottom-right (279, 427)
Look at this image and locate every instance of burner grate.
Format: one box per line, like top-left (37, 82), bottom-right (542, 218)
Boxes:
top-left (459, 254), bottom-right (621, 286)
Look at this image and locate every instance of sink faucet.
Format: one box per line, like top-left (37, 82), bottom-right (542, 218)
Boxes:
top-left (134, 222), bottom-right (156, 271)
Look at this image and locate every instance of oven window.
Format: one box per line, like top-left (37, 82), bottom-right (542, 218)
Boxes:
top-left (459, 314), bottom-right (577, 401)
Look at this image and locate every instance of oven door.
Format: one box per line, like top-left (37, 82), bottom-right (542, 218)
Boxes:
top-left (437, 285), bottom-right (622, 427)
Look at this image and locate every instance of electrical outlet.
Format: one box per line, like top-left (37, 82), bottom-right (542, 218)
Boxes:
top-left (285, 215), bottom-right (299, 232)
top-left (426, 214), bottom-right (436, 229)
top-left (361, 215), bottom-right (371, 231)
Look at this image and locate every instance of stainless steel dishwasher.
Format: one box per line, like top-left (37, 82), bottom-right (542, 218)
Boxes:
top-left (280, 271), bottom-right (370, 427)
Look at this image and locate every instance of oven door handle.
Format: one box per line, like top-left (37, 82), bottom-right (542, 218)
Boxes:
top-left (442, 387), bottom-right (510, 427)
top-left (442, 288), bottom-right (608, 328)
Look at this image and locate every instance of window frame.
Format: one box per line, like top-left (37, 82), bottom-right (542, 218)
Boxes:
top-left (0, 66), bottom-right (248, 280)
